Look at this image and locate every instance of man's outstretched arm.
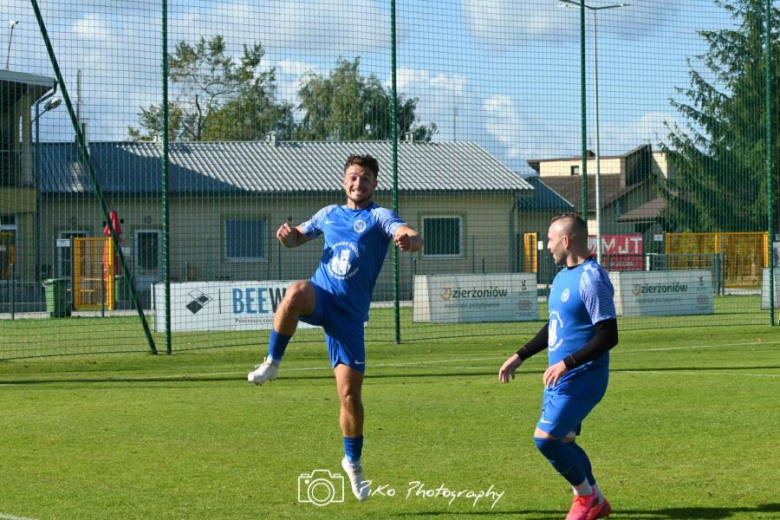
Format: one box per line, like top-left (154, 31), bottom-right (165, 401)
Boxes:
top-left (393, 225), bottom-right (423, 252)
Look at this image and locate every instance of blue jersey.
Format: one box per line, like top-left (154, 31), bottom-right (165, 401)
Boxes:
top-left (547, 259), bottom-right (616, 385)
top-left (300, 202), bottom-right (406, 322)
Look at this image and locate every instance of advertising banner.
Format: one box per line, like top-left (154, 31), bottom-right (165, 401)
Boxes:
top-left (413, 273), bottom-right (538, 323)
top-left (589, 234), bottom-right (643, 271)
top-left (611, 270), bottom-right (714, 316)
top-left (153, 281), bottom-right (315, 332)
top-left (760, 268), bottom-right (780, 309)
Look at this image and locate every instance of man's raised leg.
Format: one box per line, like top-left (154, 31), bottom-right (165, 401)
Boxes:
top-left (248, 281), bottom-right (316, 384)
top-left (335, 364), bottom-right (370, 500)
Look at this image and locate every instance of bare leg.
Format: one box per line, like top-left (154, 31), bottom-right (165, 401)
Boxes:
top-left (273, 280), bottom-right (316, 335)
top-left (335, 363), bottom-right (371, 500)
top-left (334, 364), bottom-right (364, 437)
top-left (248, 281), bottom-right (316, 384)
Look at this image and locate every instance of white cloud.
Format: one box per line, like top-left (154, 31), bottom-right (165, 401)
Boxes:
top-left (485, 95), bottom-right (523, 158)
top-left (462, 0), bottom-right (682, 47)
top-left (276, 60), bottom-right (325, 104)
top-left (600, 111), bottom-right (681, 155)
top-left (278, 60), bottom-right (321, 77)
top-left (484, 94), bottom-right (565, 161)
top-left (389, 68), bottom-right (468, 140)
top-left (395, 69), bottom-right (467, 97)
top-left (72, 14), bottom-right (111, 41)
top-left (168, 1), bottom-right (390, 57)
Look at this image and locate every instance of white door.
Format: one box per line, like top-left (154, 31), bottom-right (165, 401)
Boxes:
top-left (134, 229), bottom-right (162, 293)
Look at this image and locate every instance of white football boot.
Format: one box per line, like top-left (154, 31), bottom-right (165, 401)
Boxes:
top-left (247, 356), bottom-right (279, 385)
top-left (341, 457), bottom-right (370, 501)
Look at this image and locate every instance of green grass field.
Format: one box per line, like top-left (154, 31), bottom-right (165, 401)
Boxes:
top-left (1, 325), bottom-right (779, 519)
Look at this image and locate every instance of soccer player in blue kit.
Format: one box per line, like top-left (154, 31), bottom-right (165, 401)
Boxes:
top-left (499, 213), bottom-right (618, 520)
top-left (248, 154), bottom-right (423, 501)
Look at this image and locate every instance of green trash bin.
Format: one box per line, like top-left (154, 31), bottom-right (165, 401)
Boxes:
top-left (43, 278), bottom-right (70, 318)
top-left (115, 275), bottom-right (134, 306)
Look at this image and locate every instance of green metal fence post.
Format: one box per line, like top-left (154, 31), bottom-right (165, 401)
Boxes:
top-left (580, 0), bottom-right (588, 222)
top-left (766, 0), bottom-right (774, 326)
top-left (162, 0), bottom-right (172, 351)
top-left (391, 0), bottom-right (401, 344)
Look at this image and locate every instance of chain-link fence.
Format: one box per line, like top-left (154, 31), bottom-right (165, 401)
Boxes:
top-left (1, 0), bottom-right (778, 359)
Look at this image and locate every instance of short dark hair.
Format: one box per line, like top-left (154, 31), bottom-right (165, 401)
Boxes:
top-left (344, 154), bottom-right (379, 178)
top-left (551, 212), bottom-right (588, 237)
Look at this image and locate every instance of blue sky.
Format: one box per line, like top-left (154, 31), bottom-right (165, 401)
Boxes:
top-left (3, 0), bottom-right (735, 174)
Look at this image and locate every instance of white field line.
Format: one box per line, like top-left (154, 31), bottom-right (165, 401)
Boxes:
top-left (177, 339), bottom-right (780, 380)
top-left (625, 340), bottom-right (780, 353)
top-left (619, 370), bottom-right (779, 378)
top-left (2, 340), bottom-right (776, 385)
top-left (0, 514), bottom-right (40, 520)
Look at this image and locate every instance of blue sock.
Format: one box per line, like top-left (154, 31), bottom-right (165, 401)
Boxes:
top-left (534, 437), bottom-right (587, 487)
top-left (268, 329), bottom-right (291, 362)
top-left (344, 435), bottom-right (364, 463)
top-left (567, 441), bottom-right (596, 486)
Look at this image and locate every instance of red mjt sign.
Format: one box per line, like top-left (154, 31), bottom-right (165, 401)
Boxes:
top-left (588, 234), bottom-right (643, 271)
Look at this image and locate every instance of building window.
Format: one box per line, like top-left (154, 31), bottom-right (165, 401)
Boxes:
top-left (0, 215), bottom-right (17, 229)
top-left (0, 215), bottom-right (17, 281)
top-left (225, 218), bottom-right (266, 261)
top-left (571, 165), bottom-right (580, 176)
top-left (423, 216), bottom-right (462, 257)
top-left (136, 231), bottom-right (161, 271)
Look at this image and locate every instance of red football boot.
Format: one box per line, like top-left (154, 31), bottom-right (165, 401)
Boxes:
top-left (586, 498), bottom-right (611, 519)
top-left (565, 493), bottom-right (597, 520)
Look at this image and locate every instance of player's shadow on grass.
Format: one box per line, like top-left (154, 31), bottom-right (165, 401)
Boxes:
top-left (607, 502), bottom-right (780, 519)
top-left (612, 365), bottom-right (780, 373)
top-left (0, 366), bottom-right (780, 388)
top-left (2, 363), bottom-right (779, 386)
top-left (398, 502), bottom-right (780, 518)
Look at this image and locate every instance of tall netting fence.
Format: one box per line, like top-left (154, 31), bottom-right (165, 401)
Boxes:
top-left (0, 0), bottom-right (777, 359)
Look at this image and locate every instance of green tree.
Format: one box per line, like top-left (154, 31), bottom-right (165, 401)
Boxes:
top-left (662, 0), bottom-right (780, 232)
top-left (129, 35), bottom-right (292, 142)
top-left (295, 57), bottom-right (437, 142)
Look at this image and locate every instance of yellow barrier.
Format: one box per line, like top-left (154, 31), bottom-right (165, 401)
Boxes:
top-left (72, 237), bottom-right (116, 310)
top-left (665, 232), bottom-right (768, 288)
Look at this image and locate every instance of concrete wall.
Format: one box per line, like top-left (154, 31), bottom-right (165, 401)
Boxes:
top-left (536, 156), bottom-right (623, 177)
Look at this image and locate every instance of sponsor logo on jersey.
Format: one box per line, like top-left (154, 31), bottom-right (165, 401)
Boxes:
top-left (328, 241), bottom-right (361, 280)
top-left (561, 288), bottom-right (570, 302)
top-left (353, 219), bottom-right (367, 233)
top-left (548, 310), bottom-right (564, 351)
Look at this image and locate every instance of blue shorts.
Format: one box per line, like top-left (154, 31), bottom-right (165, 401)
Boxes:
top-left (299, 285), bottom-right (366, 373)
top-left (536, 390), bottom-right (599, 438)
top-left (536, 369), bottom-right (609, 437)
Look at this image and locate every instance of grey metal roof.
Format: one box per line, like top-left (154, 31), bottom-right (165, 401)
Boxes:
top-left (1, 70), bottom-right (56, 108)
top-left (0, 70), bottom-right (56, 88)
top-left (516, 176), bottom-right (575, 211)
top-left (538, 176), bottom-right (648, 213)
top-left (38, 141), bottom-right (533, 195)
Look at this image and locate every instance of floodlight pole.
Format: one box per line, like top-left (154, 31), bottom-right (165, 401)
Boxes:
top-left (5, 20), bottom-right (19, 69)
top-left (559, 1), bottom-right (628, 265)
top-left (33, 93), bottom-right (61, 285)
